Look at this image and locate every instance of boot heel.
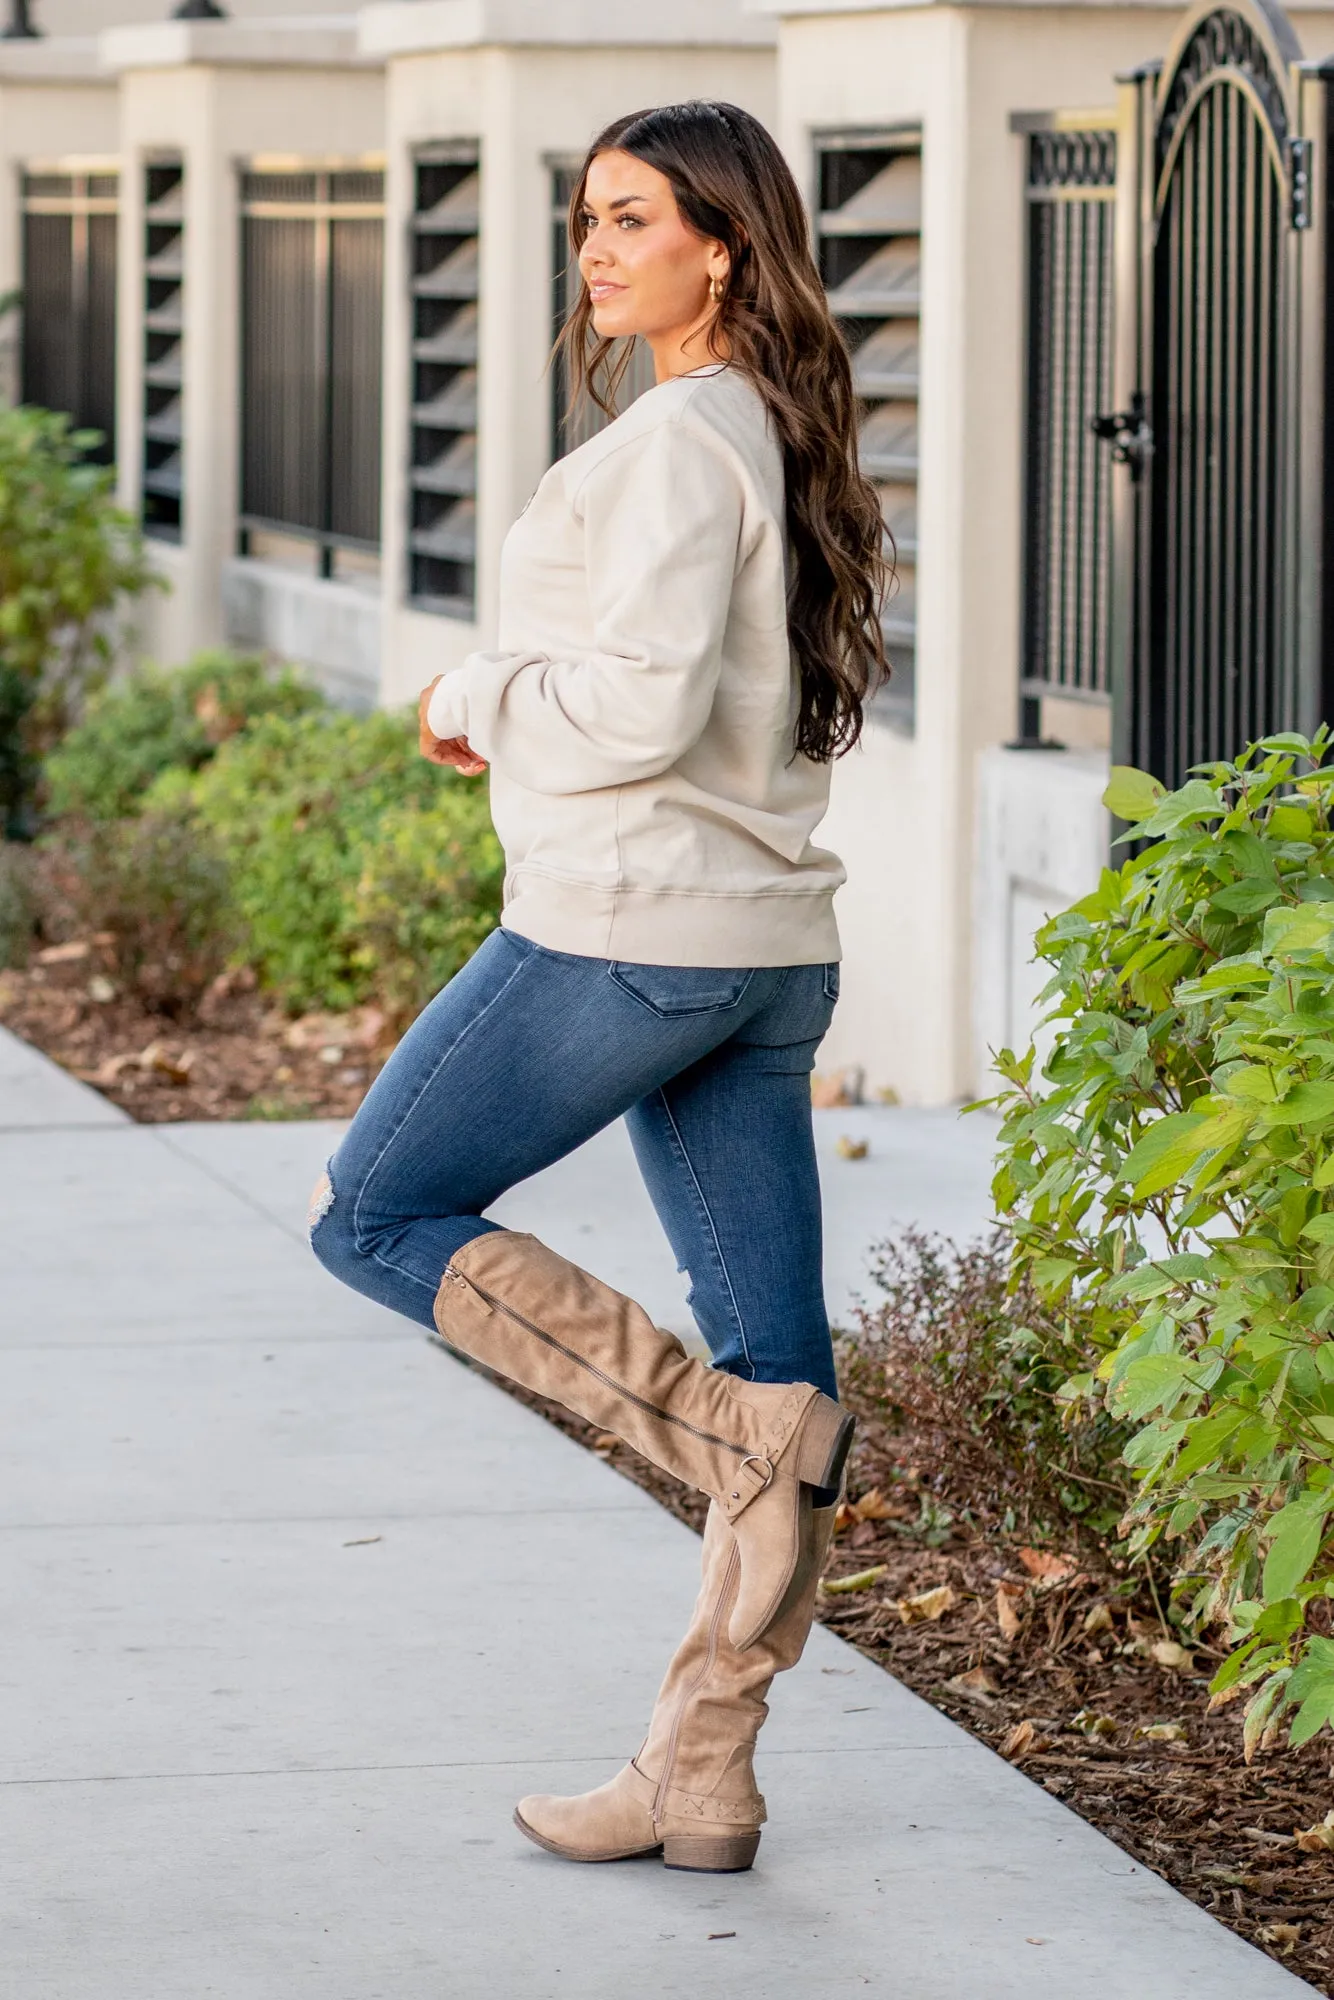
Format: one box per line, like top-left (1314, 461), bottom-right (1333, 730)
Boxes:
top-left (663, 1831), bottom-right (760, 1873)
top-left (794, 1396), bottom-right (855, 1492)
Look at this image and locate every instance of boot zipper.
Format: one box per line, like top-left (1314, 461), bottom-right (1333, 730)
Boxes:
top-left (651, 1541), bottom-right (741, 1830)
top-left (445, 1266), bottom-right (749, 1461)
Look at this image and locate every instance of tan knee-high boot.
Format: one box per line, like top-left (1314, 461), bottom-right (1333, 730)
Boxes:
top-left (434, 1232), bottom-right (852, 1651)
top-left (514, 1499), bottom-right (836, 1871)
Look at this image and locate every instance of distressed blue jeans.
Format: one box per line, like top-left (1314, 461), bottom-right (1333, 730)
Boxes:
top-left (311, 925), bottom-right (840, 1400)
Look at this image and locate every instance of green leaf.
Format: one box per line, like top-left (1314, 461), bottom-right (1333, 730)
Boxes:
top-left (1270, 805), bottom-right (1314, 842)
top-left (1103, 1264), bottom-right (1174, 1303)
top-left (1114, 1354), bottom-right (1193, 1421)
top-left (1211, 879), bottom-right (1282, 916)
top-left (1173, 1404), bottom-right (1247, 1479)
top-left (1118, 1112), bottom-right (1211, 1193)
top-left (1287, 1633), bottom-right (1334, 1702)
top-left (1253, 1596), bottom-right (1306, 1643)
top-left (1265, 1082), bottom-right (1334, 1127)
top-left (1289, 1685), bottom-right (1334, 1746)
top-left (1219, 1065), bottom-right (1277, 1104)
top-left (1209, 1634), bottom-right (1264, 1694)
top-left (1263, 1495), bottom-right (1334, 1601)
top-left (1301, 1214), bottom-right (1334, 1245)
top-left (1264, 904), bottom-right (1334, 955)
top-left (1159, 1251), bottom-right (1217, 1281)
top-left (1031, 1256), bottom-right (1079, 1292)
top-left (1103, 765), bottom-right (1166, 822)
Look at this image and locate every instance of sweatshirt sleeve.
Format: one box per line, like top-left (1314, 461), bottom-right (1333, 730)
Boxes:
top-left (425, 414), bottom-right (746, 795)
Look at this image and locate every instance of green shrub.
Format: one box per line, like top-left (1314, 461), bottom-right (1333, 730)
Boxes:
top-left (181, 707), bottom-right (499, 1014)
top-left (0, 841), bottom-right (37, 969)
top-left (839, 1227), bottom-right (1137, 1556)
top-left (988, 733), bottom-right (1334, 1755)
top-left (352, 790), bottom-right (505, 1025)
top-left (41, 806), bottom-right (236, 1013)
top-left (45, 651), bottom-right (324, 823)
top-left (0, 406), bottom-right (157, 833)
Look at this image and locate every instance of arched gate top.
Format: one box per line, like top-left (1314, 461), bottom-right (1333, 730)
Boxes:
top-left (1153, 0), bottom-right (1300, 211)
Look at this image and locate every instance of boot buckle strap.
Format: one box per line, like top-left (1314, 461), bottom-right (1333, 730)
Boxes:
top-left (722, 1452), bottom-right (774, 1520)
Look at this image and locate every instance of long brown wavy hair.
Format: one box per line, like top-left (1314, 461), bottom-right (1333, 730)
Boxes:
top-left (555, 100), bottom-right (891, 762)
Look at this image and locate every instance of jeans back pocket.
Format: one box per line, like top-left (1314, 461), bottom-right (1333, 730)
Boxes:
top-left (609, 962), bottom-right (755, 1019)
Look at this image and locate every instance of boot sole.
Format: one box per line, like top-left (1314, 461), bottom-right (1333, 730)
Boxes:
top-left (794, 1398), bottom-right (856, 1493)
top-left (512, 1808), bottom-right (759, 1872)
top-left (512, 1807), bottom-right (662, 1864)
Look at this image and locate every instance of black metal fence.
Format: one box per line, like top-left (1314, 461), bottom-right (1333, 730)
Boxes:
top-left (1018, 123), bottom-right (1116, 740)
top-left (20, 169), bottom-right (118, 463)
top-left (239, 168), bottom-right (384, 576)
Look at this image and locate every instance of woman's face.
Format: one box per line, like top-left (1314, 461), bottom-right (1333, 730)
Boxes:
top-left (576, 148), bottom-right (727, 349)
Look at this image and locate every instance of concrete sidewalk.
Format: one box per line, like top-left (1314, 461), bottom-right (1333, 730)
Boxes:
top-left (0, 1025), bottom-right (1315, 1999)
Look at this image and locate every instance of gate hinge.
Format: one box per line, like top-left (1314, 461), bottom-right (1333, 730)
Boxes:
top-left (1289, 136), bottom-right (1313, 229)
top-left (1090, 392), bottom-right (1154, 481)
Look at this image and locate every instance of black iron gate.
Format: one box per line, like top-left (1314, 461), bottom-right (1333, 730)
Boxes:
top-left (20, 169), bottom-right (118, 463)
top-left (238, 167), bottom-right (385, 578)
top-left (1102, 0), bottom-right (1333, 786)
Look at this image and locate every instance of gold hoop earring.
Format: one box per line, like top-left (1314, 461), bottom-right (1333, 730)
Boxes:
top-left (711, 275), bottom-right (725, 304)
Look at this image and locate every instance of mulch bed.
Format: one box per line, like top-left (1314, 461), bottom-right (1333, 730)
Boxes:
top-left (4, 976), bottom-right (1331, 1991)
top-left (0, 948), bottom-right (387, 1123)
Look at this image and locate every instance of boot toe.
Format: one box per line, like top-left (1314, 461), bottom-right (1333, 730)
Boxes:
top-left (513, 1766), bottom-right (660, 1862)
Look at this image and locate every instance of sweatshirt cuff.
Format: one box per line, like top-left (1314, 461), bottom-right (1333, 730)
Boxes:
top-left (425, 671), bottom-right (468, 742)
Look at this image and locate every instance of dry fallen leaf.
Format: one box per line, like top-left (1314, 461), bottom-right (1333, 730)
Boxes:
top-left (1070, 1708), bottom-right (1117, 1739)
top-left (590, 1432), bottom-right (619, 1455)
top-left (895, 1583), bottom-right (956, 1624)
top-left (342, 1534), bottom-right (382, 1547)
top-left (87, 1052), bottom-right (134, 1086)
top-left (996, 1581), bottom-right (1024, 1641)
top-left (810, 1065), bottom-right (864, 1108)
top-left (848, 1487), bottom-right (900, 1524)
top-left (87, 975), bottom-right (117, 1004)
top-left (1294, 1811), bottom-right (1334, 1855)
top-left (1082, 1601), bottom-right (1115, 1637)
top-left (1017, 1548), bottom-right (1078, 1587)
top-left (1001, 1718), bottom-right (1052, 1761)
top-left (1150, 1639), bottom-right (1194, 1672)
top-left (1136, 1721), bottom-right (1187, 1744)
top-left (945, 1665), bottom-right (999, 1704)
top-left (821, 1564), bottom-right (889, 1596)
top-left (35, 939), bottom-right (90, 965)
top-left (1258, 1923), bottom-right (1301, 1952)
top-left (1243, 1826), bottom-right (1296, 1848)
top-left (835, 1135), bottom-right (869, 1160)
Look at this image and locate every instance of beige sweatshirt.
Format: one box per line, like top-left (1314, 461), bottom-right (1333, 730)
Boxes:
top-left (425, 364), bottom-right (845, 967)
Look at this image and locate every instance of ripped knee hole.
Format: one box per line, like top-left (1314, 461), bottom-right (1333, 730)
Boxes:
top-left (307, 1169), bottom-right (335, 1235)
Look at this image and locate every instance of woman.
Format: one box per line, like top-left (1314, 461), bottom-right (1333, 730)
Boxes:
top-left (311, 99), bottom-right (889, 1874)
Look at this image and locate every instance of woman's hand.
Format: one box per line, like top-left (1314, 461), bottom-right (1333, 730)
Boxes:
top-left (419, 678), bottom-right (487, 775)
